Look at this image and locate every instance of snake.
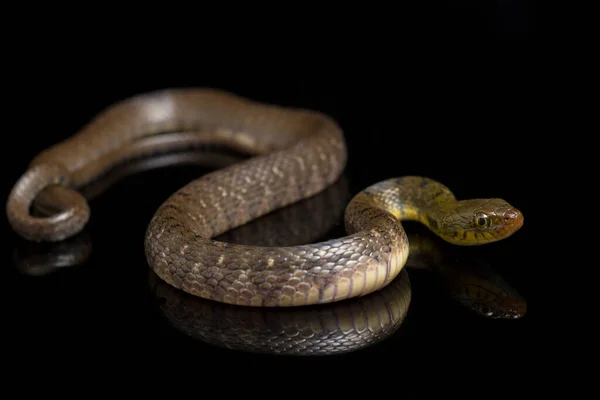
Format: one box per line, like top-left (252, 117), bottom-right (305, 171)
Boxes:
top-left (6, 88), bottom-right (524, 307)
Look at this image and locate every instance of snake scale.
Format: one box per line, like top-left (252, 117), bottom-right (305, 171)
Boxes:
top-left (6, 88), bottom-right (524, 307)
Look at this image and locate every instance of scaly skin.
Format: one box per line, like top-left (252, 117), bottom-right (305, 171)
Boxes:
top-left (6, 88), bottom-right (524, 307)
top-left (150, 269), bottom-right (411, 356)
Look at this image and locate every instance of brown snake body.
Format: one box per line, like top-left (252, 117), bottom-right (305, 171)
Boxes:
top-left (6, 88), bottom-right (524, 307)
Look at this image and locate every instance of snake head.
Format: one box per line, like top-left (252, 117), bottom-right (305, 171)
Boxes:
top-left (440, 199), bottom-right (524, 246)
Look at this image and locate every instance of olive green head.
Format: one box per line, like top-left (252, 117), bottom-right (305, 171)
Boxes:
top-left (437, 199), bottom-right (524, 246)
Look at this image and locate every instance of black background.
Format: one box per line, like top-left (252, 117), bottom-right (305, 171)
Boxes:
top-left (3, 1), bottom-right (544, 396)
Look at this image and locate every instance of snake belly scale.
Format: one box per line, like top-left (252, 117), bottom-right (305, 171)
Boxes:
top-left (6, 88), bottom-right (524, 307)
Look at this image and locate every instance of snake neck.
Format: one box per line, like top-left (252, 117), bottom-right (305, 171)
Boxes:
top-left (347, 176), bottom-right (456, 237)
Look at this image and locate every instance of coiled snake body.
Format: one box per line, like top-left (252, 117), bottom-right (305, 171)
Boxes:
top-left (6, 88), bottom-right (524, 307)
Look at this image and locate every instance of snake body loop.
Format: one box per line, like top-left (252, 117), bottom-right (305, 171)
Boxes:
top-left (6, 162), bottom-right (89, 241)
top-left (6, 88), bottom-right (524, 307)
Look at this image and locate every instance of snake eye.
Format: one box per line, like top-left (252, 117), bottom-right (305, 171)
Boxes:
top-left (474, 212), bottom-right (490, 228)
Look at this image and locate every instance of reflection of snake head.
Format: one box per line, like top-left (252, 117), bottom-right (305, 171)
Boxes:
top-left (440, 199), bottom-right (524, 246)
top-left (466, 292), bottom-right (527, 319)
top-left (450, 266), bottom-right (527, 319)
top-left (405, 231), bottom-right (527, 320)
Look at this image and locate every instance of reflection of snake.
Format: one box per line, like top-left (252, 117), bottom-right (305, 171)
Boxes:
top-left (7, 88), bottom-right (524, 307)
top-left (12, 147), bottom-right (525, 353)
top-left (405, 233), bottom-right (526, 319)
top-left (151, 270), bottom-right (410, 355)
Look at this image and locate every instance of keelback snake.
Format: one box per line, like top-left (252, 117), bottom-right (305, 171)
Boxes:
top-left (6, 88), bottom-right (524, 307)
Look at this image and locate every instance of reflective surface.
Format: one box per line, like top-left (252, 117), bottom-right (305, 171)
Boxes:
top-left (151, 270), bottom-right (411, 355)
top-left (11, 147), bottom-right (528, 357)
top-left (4, 59), bottom-right (536, 388)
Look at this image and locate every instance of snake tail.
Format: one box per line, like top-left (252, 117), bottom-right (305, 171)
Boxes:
top-left (6, 163), bottom-right (90, 242)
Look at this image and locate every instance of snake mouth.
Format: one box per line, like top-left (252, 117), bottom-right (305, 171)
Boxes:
top-left (514, 213), bottom-right (524, 229)
top-left (506, 210), bottom-right (524, 232)
top-left (496, 209), bottom-right (524, 238)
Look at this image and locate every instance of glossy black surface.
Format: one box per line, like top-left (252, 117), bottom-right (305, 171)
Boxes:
top-left (3, 2), bottom-right (539, 393)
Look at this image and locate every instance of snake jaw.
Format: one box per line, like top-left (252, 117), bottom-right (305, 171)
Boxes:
top-left (490, 204), bottom-right (524, 240)
top-left (506, 209), bottom-right (524, 231)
